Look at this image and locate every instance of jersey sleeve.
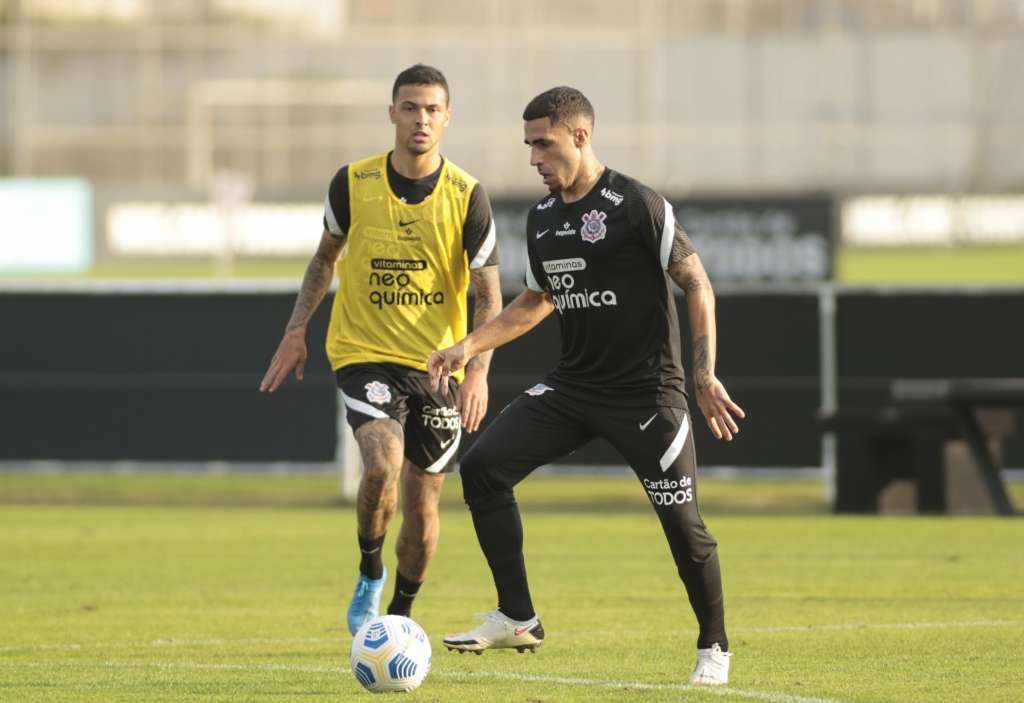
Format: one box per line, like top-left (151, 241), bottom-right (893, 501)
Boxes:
top-left (627, 184), bottom-right (694, 270)
top-left (322, 166), bottom-right (350, 237)
top-left (523, 209), bottom-right (545, 292)
top-left (462, 183), bottom-right (499, 269)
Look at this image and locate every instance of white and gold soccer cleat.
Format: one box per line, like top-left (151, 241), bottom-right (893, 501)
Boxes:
top-left (443, 610), bottom-right (545, 654)
top-left (688, 643), bottom-right (731, 685)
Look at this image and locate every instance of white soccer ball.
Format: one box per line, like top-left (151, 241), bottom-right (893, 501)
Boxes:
top-left (349, 615), bottom-right (432, 693)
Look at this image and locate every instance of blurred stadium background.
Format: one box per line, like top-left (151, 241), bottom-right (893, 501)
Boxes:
top-left (2, 0), bottom-right (1022, 511)
top-left (3, 2), bottom-right (1024, 701)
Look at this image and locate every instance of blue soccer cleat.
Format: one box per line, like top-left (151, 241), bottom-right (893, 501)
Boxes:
top-left (347, 568), bottom-right (387, 635)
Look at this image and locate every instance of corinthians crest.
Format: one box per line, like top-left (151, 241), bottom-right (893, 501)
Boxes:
top-left (365, 381), bottom-right (392, 405)
top-left (580, 210), bottom-right (607, 243)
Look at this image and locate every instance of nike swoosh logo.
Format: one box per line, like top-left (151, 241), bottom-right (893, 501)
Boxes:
top-left (536, 229), bottom-right (550, 239)
top-left (440, 437), bottom-right (455, 449)
top-left (398, 219), bottom-right (419, 227)
top-left (513, 626), bottom-right (532, 636)
top-left (639, 413), bottom-right (658, 431)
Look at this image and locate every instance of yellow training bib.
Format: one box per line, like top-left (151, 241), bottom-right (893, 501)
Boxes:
top-left (326, 153), bottom-right (477, 381)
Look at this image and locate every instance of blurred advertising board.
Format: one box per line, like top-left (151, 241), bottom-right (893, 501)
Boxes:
top-left (107, 202), bottom-right (322, 257)
top-left (674, 197), bottom-right (833, 282)
top-left (843, 195), bottom-right (1024, 246)
top-left (492, 195), bottom-right (835, 287)
top-left (103, 194), bottom-right (833, 287)
top-left (0, 179), bottom-right (93, 273)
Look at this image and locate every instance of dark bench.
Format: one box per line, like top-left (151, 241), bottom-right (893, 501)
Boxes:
top-left (891, 379), bottom-right (1022, 516)
top-left (817, 406), bottom-right (960, 513)
top-left (819, 379), bottom-right (1023, 516)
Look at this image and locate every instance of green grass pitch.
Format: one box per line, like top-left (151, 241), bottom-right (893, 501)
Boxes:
top-left (2, 473), bottom-right (1022, 702)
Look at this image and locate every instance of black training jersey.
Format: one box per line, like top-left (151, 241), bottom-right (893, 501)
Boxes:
top-left (525, 168), bottom-right (687, 408)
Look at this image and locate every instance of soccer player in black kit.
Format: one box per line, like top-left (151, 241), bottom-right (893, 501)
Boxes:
top-left (428, 87), bottom-right (745, 685)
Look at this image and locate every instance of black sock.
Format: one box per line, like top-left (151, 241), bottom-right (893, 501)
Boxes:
top-left (358, 534), bottom-right (385, 580)
top-left (386, 571), bottom-right (421, 617)
top-left (678, 550), bottom-right (728, 651)
top-left (469, 495), bottom-right (535, 622)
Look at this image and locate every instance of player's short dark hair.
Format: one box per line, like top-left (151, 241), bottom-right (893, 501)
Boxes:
top-left (522, 86), bottom-right (595, 130)
top-left (392, 64), bottom-right (449, 105)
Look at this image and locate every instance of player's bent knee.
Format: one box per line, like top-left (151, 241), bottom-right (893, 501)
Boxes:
top-left (685, 526), bottom-right (719, 563)
top-left (460, 437), bottom-right (525, 505)
top-left (655, 508), bottom-right (718, 563)
top-left (665, 533), bottom-right (717, 571)
top-left (360, 462), bottom-right (396, 491)
top-left (461, 465), bottom-right (514, 506)
top-left (464, 487), bottom-right (516, 515)
top-left (459, 464), bottom-right (491, 503)
top-left (685, 540), bottom-right (718, 566)
top-left (458, 447), bottom-right (495, 496)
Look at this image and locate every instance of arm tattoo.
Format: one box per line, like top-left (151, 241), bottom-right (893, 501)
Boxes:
top-left (692, 335), bottom-right (712, 391)
top-left (668, 243), bottom-right (717, 392)
top-left (285, 233), bottom-right (346, 333)
top-left (683, 276), bottom-right (711, 293)
top-left (667, 249), bottom-right (711, 295)
top-left (467, 267), bottom-right (502, 374)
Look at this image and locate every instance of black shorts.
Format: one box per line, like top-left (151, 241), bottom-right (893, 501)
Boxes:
top-left (461, 379), bottom-right (717, 561)
top-left (336, 362), bottom-right (461, 474)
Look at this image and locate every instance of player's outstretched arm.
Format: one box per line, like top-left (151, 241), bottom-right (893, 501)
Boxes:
top-left (458, 265), bottom-right (503, 432)
top-left (428, 288), bottom-right (553, 393)
top-left (259, 229), bottom-right (346, 393)
top-left (667, 245), bottom-right (746, 441)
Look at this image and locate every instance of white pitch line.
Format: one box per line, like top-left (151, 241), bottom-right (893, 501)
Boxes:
top-left (4, 619), bottom-right (1018, 655)
top-left (441, 670), bottom-right (845, 703)
top-left (0, 659), bottom-right (846, 703)
top-left (0, 661), bottom-right (343, 675)
top-left (147, 636), bottom-right (337, 648)
top-left (0, 635), bottom-right (339, 654)
top-left (733, 619), bottom-right (1020, 634)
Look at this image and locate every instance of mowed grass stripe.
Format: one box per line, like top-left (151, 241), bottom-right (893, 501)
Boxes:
top-left (3, 618), bottom-right (1019, 654)
top-left (732, 619), bottom-right (1020, 633)
top-left (0, 660), bottom-right (849, 703)
top-left (3, 477), bottom-right (1023, 702)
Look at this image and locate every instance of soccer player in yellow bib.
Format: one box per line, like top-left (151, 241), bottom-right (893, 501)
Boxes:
top-left (260, 65), bottom-right (502, 634)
